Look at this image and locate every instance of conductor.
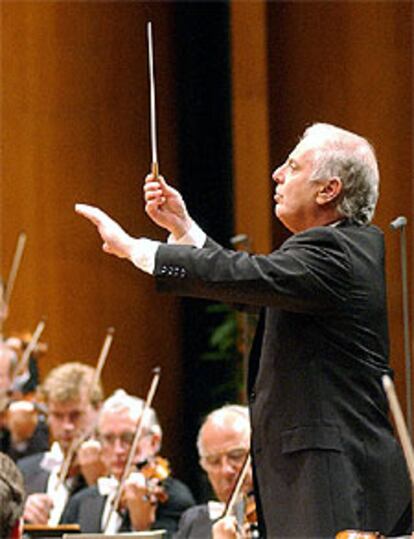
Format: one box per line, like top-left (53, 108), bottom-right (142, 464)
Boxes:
top-left (76, 123), bottom-right (411, 538)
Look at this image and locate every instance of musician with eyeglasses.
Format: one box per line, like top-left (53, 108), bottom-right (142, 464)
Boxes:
top-left (175, 405), bottom-right (254, 539)
top-left (61, 389), bottom-right (195, 537)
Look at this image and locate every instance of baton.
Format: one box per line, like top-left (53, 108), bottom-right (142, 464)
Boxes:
top-left (147, 21), bottom-right (159, 178)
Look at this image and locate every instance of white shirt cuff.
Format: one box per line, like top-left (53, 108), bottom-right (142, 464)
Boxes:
top-left (167, 220), bottom-right (206, 248)
top-left (129, 238), bottom-right (160, 275)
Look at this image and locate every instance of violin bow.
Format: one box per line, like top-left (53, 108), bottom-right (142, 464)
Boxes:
top-left (55, 327), bottom-right (114, 491)
top-left (147, 21), bottom-right (159, 178)
top-left (90, 326), bottom-right (114, 394)
top-left (4, 232), bottom-right (27, 306)
top-left (382, 374), bottom-right (414, 530)
top-left (382, 375), bottom-right (414, 482)
top-left (222, 452), bottom-right (251, 519)
top-left (1, 232), bottom-right (27, 337)
top-left (12, 317), bottom-right (46, 383)
top-left (103, 366), bottom-right (161, 533)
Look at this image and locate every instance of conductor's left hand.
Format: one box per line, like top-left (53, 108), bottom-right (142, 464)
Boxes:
top-left (75, 204), bottom-right (135, 259)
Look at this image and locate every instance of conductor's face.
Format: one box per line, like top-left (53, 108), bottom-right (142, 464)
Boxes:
top-left (272, 140), bottom-right (322, 233)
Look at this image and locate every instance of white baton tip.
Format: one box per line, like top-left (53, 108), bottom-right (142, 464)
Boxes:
top-left (382, 374), bottom-right (392, 390)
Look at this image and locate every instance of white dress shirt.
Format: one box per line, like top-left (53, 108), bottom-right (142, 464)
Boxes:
top-left (129, 221), bottom-right (206, 275)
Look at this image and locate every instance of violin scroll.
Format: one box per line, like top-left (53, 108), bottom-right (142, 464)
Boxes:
top-left (137, 456), bottom-right (171, 504)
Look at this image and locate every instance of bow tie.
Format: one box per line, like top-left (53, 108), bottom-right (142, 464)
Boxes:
top-left (41, 442), bottom-right (64, 472)
top-left (208, 501), bottom-right (225, 520)
top-left (98, 476), bottom-right (119, 496)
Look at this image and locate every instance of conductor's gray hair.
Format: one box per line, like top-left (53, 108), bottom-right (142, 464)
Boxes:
top-left (99, 389), bottom-right (161, 437)
top-left (197, 404), bottom-right (250, 457)
top-left (303, 123), bottom-right (379, 225)
top-left (0, 453), bottom-right (25, 538)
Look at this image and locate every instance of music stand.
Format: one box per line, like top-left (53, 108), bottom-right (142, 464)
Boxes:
top-left (23, 523), bottom-right (80, 538)
top-left (62, 532), bottom-right (166, 539)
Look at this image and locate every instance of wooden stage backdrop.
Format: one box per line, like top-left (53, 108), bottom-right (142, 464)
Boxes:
top-left (1, 1), bottom-right (412, 487)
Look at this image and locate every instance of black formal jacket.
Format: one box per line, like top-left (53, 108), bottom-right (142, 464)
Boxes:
top-left (61, 476), bottom-right (195, 538)
top-left (18, 451), bottom-right (88, 520)
top-left (174, 504), bottom-right (212, 539)
top-left (0, 419), bottom-right (49, 462)
top-left (154, 221), bottom-right (411, 538)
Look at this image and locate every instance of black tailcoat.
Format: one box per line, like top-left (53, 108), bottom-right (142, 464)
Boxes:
top-left (154, 222), bottom-right (411, 538)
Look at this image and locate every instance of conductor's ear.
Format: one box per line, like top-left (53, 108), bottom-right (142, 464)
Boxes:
top-left (316, 177), bottom-right (342, 206)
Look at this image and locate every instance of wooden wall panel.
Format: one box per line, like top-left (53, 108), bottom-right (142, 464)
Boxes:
top-left (231, 1), bottom-right (412, 412)
top-left (2, 0), bottom-right (413, 483)
top-left (230, 1), bottom-right (273, 255)
top-left (1, 2), bottom-right (186, 467)
top-left (231, 1), bottom-right (412, 411)
top-left (269, 0), bottom-right (413, 409)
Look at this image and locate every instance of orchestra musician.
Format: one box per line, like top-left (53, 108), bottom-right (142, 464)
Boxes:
top-left (175, 405), bottom-right (253, 539)
top-left (18, 361), bottom-right (105, 526)
top-left (0, 342), bottom-right (49, 462)
top-left (5, 334), bottom-right (42, 396)
top-left (0, 452), bottom-right (26, 539)
top-left (61, 389), bottom-right (195, 537)
top-left (76, 122), bottom-right (412, 537)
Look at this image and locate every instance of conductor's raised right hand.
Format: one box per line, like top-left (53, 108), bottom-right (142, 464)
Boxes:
top-left (144, 174), bottom-right (192, 239)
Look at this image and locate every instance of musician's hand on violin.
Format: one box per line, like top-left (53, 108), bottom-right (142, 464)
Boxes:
top-left (212, 516), bottom-right (240, 539)
top-left (23, 493), bottom-right (53, 524)
top-left (75, 204), bottom-right (136, 260)
top-left (144, 174), bottom-right (192, 239)
top-left (77, 438), bottom-right (106, 486)
top-left (123, 471), bottom-right (156, 531)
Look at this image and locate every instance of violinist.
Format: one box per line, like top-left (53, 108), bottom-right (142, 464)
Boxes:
top-left (175, 405), bottom-right (254, 539)
top-left (5, 335), bottom-right (41, 396)
top-left (61, 389), bottom-right (195, 537)
top-left (18, 361), bottom-right (105, 526)
top-left (0, 342), bottom-right (49, 462)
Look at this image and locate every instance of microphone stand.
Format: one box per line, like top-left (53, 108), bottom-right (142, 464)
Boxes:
top-left (390, 216), bottom-right (412, 439)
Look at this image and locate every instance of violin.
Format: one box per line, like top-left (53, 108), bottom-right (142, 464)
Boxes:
top-left (136, 455), bottom-right (171, 504)
top-left (241, 490), bottom-right (259, 539)
top-left (243, 490), bottom-right (256, 522)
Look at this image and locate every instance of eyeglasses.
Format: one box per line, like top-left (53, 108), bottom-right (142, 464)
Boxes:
top-left (200, 447), bottom-right (248, 471)
top-left (100, 432), bottom-right (135, 448)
